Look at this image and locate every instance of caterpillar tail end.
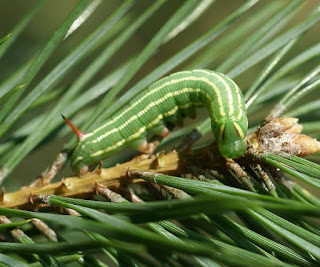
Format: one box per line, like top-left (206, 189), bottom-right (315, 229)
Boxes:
top-left (62, 114), bottom-right (85, 140)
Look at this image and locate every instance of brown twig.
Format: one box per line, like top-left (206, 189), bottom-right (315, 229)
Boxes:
top-left (1, 148), bottom-right (223, 210)
top-left (2, 117), bottom-right (319, 211)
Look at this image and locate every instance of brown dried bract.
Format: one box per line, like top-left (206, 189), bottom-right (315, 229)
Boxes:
top-left (247, 117), bottom-right (320, 157)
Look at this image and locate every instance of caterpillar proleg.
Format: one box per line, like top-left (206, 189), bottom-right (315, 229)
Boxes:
top-left (64, 69), bottom-right (248, 175)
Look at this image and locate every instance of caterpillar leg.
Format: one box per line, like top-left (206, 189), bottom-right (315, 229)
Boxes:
top-left (131, 126), bottom-right (170, 154)
top-left (134, 127), bottom-right (169, 154)
top-left (165, 109), bottom-right (184, 127)
top-left (159, 127), bottom-right (170, 137)
top-left (137, 140), bottom-right (158, 154)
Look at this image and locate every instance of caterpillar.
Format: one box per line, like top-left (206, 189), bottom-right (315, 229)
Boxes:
top-left (64, 69), bottom-right (248, 175)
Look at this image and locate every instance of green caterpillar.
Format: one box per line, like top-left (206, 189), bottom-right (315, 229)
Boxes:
top-left (64, 69), bottom-right (248, 175)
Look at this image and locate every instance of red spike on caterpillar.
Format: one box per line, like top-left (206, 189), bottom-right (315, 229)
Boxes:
top-left (62, 115), bottom-right (85, 140)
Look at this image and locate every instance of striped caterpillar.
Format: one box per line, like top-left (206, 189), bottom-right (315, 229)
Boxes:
top-left (64, 69), bottom-right (248, 175)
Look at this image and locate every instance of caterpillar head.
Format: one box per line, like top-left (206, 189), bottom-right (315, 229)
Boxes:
top-left (217, 120), bottom-right (247, 158)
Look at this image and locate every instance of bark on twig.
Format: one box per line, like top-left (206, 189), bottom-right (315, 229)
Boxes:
top-left (1, 148), bottom-right (224, 210)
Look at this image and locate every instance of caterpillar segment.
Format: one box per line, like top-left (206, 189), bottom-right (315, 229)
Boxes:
top-left (64, 69), bottom-right (248, 175)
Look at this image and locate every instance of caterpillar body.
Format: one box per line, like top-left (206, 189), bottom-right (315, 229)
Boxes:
top-left (64, 69), bottom-right (248, 175)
